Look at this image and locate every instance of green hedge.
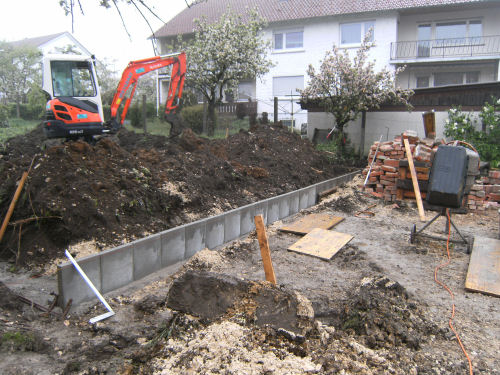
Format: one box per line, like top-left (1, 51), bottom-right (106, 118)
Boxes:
top-left (180, 104), bottom-right (205, 134)
top-left (3, 103), bottom-right (44, 121)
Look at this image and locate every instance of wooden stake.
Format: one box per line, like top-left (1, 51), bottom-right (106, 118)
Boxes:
top-left (254, 215), bottom-right (277, 285)
top-left (225, 127), bottom-right (229, 139)
top-left (0, 171), bottom-right (29, 243)
top-left (403, 138), bottom-right (426, 222)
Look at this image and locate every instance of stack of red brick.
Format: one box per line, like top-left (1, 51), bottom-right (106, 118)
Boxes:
top-left (361, 132), bottom-right (435, 202)
top-left (467, 170), bottom-right (500, 211)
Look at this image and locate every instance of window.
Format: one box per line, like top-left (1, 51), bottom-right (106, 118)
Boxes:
top-left (340, 21), bottom-right (374, 45)
top-left (237, 81), bottom-right (255, 101)
top-left (51, 60), bottom-right (96, 97)
top-left (416, 76), bottom-right (430, 88)
top-left (274, 30), bottom-right (303, 50)
top-left (272, 76), bottom-right (304, 97)
top-left (427, 20), bottom-right (482, 46)
top-left (434, 71), bottom-right (480, 86)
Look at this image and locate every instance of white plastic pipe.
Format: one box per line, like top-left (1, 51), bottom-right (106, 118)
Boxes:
top-left (65, 250), bottom-right (115, 324)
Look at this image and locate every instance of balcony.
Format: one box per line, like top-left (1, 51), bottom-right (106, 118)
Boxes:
top-left (391, 35), bottom-right (500, 61)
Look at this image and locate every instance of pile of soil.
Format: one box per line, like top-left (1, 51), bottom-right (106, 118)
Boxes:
top-left (0, 124), bottom-right (351, 267)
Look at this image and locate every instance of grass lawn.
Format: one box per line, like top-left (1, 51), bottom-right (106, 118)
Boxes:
top-left (0, 119), bottom-right (40, 143)
top-left (125, 117), bottom-right (250, 139)
top-left (0, 117), bottom-right (250, 144)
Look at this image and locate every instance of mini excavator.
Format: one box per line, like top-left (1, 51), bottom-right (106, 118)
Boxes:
top-left (42, 52), bottom-right (186, 140)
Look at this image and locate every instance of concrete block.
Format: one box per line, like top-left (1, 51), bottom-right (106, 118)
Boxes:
top-left (100, 245), bottom-right (134, 294)
top-left (133, 234), bottom-right (161, 281)
top-left (185, 219), bottom-right (206, 258)
top-left (307, 186), bottom-right (317, 207)
top-left (161, 226), bottom-right (186, 267)
top-left (253, 200), bottom-right (268, 225)
top-left (267, 198), bottom-right (280, 224)
top-left (239, 205), bottom-right (255, 236)
top-left (279, 195), bottom-right (291, 219)
top-left (299, 189), bottom-right (310, 210)
top-left (289, 191), bottom-right (300, 215)
top-left (57, 255), bottom-right (101, 307)
top-left (206, 215), bottom-right (225, 249)
top-left (224, 210), bottom-right (241, 243)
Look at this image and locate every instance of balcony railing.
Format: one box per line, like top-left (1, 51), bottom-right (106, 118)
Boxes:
top-left (391, 35), bottom-right (500, 60)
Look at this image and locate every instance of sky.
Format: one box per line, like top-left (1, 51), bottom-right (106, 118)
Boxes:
top-left (0, 0), bottom-right (188, 70)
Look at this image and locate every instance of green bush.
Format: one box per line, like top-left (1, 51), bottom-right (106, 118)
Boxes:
top-left (445, 99), bottom-right (500, 167)
top-left (180, 104), bottom-right (205, 134)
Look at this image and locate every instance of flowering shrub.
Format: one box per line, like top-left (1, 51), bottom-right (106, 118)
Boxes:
top-left (444, 98), bottom-right (500, 167)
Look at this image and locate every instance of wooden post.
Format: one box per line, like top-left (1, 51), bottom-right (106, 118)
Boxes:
top-left (142, 94), bottom-right (147, 134)
top-left (359, 111), bottom-right (366, 159)
top-left (403, 138), bottom-right (426, 222)
top-left (225, 127), bottom-right (229, 139)
top-left (254, 215), bottom-right (277, 285)
top-left (274, 97), bottom-right (278, 124)
top-left (0, 171), bottom-right (29, 242)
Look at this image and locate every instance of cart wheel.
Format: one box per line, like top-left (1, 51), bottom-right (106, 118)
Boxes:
top-left (410, 224), bottom-right (416, 244)
top-left (466, 236), bottom-right (474, 254)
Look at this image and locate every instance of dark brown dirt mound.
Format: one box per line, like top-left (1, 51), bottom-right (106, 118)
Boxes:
top-left (0, 123), bottom-right (352, 267)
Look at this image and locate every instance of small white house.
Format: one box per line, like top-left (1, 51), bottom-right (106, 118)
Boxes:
top-left (10, 31), bottom-right (91, 57)
top-left (155, 0), bottom-right (500, 146)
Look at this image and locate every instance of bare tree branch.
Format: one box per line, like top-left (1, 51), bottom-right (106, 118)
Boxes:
top-left (130, 0), bottom-right (159, 55)
top-left (111, 0), bottom-right (131, 39)
top-left (136, 0), bottom-right (165, 24)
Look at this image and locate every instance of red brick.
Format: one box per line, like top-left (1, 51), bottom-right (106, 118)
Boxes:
top-left (490, 178), bottom-right (500, 185)
top-left (489, 170), bottom-right (500, 179)
top-left (417, 174), bottom-right (429, 181)
top-left (380, 180), bottom-right (396, 186)
top-left (380, 175), bottom-right (396, 182)
top-left (385, 172), bottom-right (399, 178)
top-left (369, 176), bottom-right (378, 182)
top-left (382, 165), bottom-right (397, 173)
top-left (371, 192), bottom-right (383, 199)
top-left (384, 159), bottom-right (399, 168)
top-left (487, 193), bottom-right (500, 202)
top-left (376, 187), bottom-right (384, 193)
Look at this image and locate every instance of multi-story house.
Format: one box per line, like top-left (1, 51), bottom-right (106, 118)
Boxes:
top-left (155, 0), bottom-right (500, 148)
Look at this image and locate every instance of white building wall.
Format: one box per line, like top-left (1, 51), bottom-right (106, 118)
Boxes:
top-left (308, 110), bottom-right (482, 156)
top-left (257, 13), bottom-right (399, 129)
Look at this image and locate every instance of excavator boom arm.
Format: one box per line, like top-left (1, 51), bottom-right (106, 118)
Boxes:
top-left (110, 52), bottom-right (186, 125)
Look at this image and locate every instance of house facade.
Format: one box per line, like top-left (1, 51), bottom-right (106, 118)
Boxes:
top-left (155, 0), bottom-right (500, 143)
top-left (10, 32), bottom-right (92, 57)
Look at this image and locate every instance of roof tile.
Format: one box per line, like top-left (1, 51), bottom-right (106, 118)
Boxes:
top-left (155, 0), bottom-right (487, 37)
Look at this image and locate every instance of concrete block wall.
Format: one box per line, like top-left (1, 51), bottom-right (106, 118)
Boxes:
top-left (57, 171), bottom-right (359, 307)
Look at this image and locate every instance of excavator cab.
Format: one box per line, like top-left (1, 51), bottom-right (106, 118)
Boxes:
top-left (42, 54), bottom-right (105, 139)
top-left (42, 52), bottom-right (186, 140)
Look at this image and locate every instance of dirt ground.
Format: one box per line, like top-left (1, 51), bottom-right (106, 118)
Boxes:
top-left (0, 123), bottom-right (352, 268)
top-left (1, 176), bottom-right (498, 375)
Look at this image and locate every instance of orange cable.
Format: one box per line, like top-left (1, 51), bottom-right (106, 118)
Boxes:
top-left (433, 209), bottom-right (473, 375)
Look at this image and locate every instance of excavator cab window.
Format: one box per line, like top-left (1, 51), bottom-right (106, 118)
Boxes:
top-left (51, 61), bottom-right (96, 98)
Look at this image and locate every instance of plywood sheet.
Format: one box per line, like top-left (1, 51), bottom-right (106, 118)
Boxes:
top-left (288, 228), bottom-right (353, 260)
top-left (465, 236), bottom-right (500, 297)
top-left (279, 213), bottom-right (344, 235)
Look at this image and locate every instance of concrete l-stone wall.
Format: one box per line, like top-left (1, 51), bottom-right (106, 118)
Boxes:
top-left (58, 171), bottom-right (360, 307)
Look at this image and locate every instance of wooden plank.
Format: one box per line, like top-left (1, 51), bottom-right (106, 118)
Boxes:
top-left (288, 228), bottom-right (353, 260)
top-left (279, 213), bottom-right (344, 235)
top-left (403, 138), bottom-right (426, 222)
top-left (254, 215), bottom-right (277, 285)
top-left (465, 236), bottom-right (500, 297)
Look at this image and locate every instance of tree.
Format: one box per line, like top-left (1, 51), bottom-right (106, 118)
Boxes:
top-left (95, 58), bottom-right (120, 105)
top-left (179, 7), bottom-right (273, 135)
top-left (0, 42), bottom-right (42, 118)
top-left (300, 34), bottom-right (412, 155)
top-left (58, 0), bottom-right (197, 36)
